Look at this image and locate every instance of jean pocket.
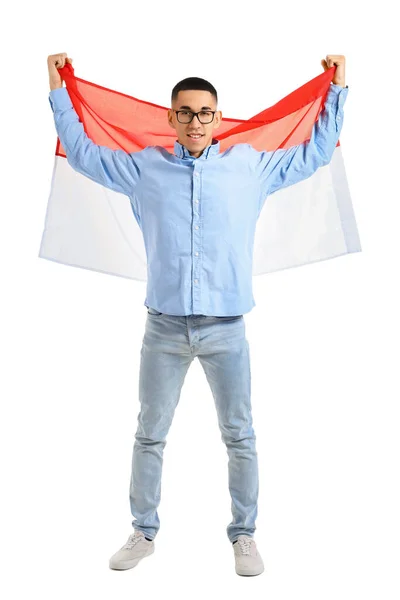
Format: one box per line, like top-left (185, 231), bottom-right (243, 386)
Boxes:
top-left (147, 306), bottom-right (163, 316)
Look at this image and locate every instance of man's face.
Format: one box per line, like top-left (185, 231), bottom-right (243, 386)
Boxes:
top-left (168, 90), bottom-right (222, 158)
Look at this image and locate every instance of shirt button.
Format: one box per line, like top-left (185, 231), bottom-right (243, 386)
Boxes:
top-left (194, 172), bottom-right (199, 177)
top-left (195, 225), bottom-right (199, 230)
top-left (195, 200), bottom-right (199, 204)
top-left (195, 252), bottom-right (199, 256)
top-left (194, 279), bottom-right (198, 283)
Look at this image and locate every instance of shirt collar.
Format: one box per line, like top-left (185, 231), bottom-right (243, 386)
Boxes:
top-left (174, 138), bottom-right (220, 160)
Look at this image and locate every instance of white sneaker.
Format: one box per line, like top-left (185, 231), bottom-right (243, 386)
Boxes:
top-left (109, 530), bottom-right (155, 570)
top-left (233, 535), bottom-right (264, 576)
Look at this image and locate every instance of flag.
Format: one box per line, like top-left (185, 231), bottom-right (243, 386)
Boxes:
top-left (39, 64), bottom-right (361, 282)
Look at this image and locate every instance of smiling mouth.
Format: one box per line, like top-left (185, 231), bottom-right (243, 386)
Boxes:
top-left (187, 134), bottom-right (204, 140)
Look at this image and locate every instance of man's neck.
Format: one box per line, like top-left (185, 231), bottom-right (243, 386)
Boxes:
top-left (188, 138), bottom-right (215, 158)
top-left (189, 149), bottom-right (204, 158)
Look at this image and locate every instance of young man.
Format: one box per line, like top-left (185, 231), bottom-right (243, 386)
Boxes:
top-left (47, 53), bottom-right (348, 577)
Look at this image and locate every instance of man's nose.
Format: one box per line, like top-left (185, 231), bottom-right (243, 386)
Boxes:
top-left (191, 113), bottom-right (202, 124)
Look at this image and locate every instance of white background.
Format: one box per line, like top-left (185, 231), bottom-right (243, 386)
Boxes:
top-left (1, 1), bottom-right (399, 598)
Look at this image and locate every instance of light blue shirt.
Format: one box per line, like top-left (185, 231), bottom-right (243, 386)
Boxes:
top-left (48, 83), bottom-right (349, 316)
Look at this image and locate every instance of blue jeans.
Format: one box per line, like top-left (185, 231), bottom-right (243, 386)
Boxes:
top-left (129, 307), bottom-right (259, 543)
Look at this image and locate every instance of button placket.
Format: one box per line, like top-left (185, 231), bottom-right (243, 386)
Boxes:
top-left (192, 168), bottom-right (201, 312)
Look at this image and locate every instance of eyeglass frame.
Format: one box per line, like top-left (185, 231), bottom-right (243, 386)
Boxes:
top-left (173, 109), bottom-right (217, 124)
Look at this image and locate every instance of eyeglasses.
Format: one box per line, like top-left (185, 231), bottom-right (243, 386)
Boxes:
top-left (174, 110), bottom-right (216, 124)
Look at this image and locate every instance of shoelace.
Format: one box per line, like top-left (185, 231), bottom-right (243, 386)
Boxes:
top-left (122, 533), bottom-right (144, 550)
top-left (237, 538), bottom-right (253, 555)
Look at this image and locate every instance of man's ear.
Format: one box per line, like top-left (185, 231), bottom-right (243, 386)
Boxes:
top-left (167, 109), bottom-right (175, 129)
top-left (213, 110), bottom-right (223, 130)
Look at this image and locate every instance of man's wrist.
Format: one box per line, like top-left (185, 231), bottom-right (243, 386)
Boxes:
top-left (49, 81), bottom-right (63, 91)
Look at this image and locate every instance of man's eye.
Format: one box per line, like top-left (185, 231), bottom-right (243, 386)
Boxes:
top-left (181, 111), bottom-right (191, 116)
top-left (200, 111), bottom-right (212, 117)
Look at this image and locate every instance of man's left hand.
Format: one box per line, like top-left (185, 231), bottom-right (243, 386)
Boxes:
top-left (321, 55), bottom-right (346, 87)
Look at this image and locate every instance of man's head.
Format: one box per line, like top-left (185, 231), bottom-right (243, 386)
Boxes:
top-left (168, 77), bottom-right (222, 158)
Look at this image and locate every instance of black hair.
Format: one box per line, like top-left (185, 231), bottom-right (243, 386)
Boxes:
top-left (171, 77), bottom-right (218, 105)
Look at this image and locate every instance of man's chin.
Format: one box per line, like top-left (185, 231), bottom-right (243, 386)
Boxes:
top-left (190, 142), bottom-right (206, 150)
top-left (186, 138), bottom-right (207, 149)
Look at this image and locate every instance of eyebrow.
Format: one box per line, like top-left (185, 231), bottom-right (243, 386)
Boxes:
top-left (178, 105), bottom-right (213, 110)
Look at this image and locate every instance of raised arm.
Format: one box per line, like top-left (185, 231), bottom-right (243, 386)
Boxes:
top-left (47, 53), bottom-right (141, 196)
top-left (253, 57), bottom-right (349, 201)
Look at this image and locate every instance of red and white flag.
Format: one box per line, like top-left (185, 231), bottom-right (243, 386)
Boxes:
top-left (39, 64), bottom-right (361, 282)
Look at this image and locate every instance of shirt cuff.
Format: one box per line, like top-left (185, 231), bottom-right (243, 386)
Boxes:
top-left (325, 82), bottom-right (349, 109)
top-left (48, 86), bottom-right (74, 112)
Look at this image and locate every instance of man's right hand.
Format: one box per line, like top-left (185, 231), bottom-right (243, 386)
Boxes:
top-left (48, 53), bottom-right (73, 90)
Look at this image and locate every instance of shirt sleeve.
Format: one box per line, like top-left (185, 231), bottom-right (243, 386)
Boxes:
top-left (48, 87), bottom-right (142, 196)
top-left (253, 83), bottom-right (349, 199)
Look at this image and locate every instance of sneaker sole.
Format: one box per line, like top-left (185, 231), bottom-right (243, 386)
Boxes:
top-left (235, 564), bottom-right (265, 576)
top-left (109, 543), bottom-right (155, 570)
